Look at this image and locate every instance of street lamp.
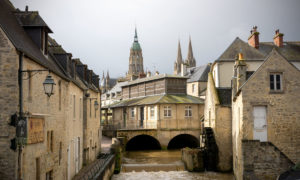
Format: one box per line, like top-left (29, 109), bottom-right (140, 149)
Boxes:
top-left (43, 74), bottom-right (56, 97)
top-left (94, 100), bottom-right (99, 111)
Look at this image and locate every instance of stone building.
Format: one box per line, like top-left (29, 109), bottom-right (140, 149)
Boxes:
top-left (102, 74), bottom-right (204, 149)
top-left (232, 50), bottom-right (300, 179)
top-left (186, 64), bottom-right (211, 98)
top-left (203, 26), bottom-right (300, 174)
top-left (0, 1), bottom-right (101, 179)
top-left (174, 38), bottom-right (196, 75)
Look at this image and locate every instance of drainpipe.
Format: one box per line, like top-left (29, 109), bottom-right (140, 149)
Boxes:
top-left (18, 51), bottom-right (23, 180)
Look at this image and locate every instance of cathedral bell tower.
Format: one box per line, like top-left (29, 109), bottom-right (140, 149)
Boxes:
top-left (127, 28), bottom-right (144, 79)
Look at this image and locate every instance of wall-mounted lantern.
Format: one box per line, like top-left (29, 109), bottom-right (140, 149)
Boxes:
top-left (43, 74), bottom-right (56, 97)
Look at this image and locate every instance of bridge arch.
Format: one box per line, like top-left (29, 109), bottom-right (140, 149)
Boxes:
top-left (167, 134), bottom-right (199, 149)
top-left (126, 134), bottom-right (161, 151)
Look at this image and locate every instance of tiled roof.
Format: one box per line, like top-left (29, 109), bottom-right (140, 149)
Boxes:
top-left (187, 64), bottom-right (211, 83)
top-left (217, 37), bottom-right (300, 62)
top-left (102, 94), bottom-right (204, 108)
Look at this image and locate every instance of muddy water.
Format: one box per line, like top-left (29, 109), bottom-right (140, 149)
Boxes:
top-left (112, 150), bottom-right (234, 180)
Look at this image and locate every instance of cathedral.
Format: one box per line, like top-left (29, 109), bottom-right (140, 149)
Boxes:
top-left (174, 37), bottom-right (196, 75)
top-left (127, 28), bottom-right (145, 79)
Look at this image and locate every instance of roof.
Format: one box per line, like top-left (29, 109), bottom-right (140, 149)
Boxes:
top-left (101, 81), bottom-right (128, 98)
top-left (102, 94), bottom-right (204, 108)
top-left (0, 0), bottom-right (68, 80)
top-left (217, 37), bottom-right (300, 62)
top-left (123, 74), bottom-right (188, 87)
top-left (14, 10), bottom-right (53, 32)
top-left (187, 64), bottom-right (211, 83)
top-left (216, 88), bottom-right (232, 106)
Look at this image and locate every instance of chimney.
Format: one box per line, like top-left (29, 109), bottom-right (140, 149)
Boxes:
top-left (25, 6), bottom-right (28, 12)
top-left (235, 53), bottom-right (247, 90)
top-left (181, 64), bottom-right (187, 76)
top-left (248, 26), bottom-right (259, 49)
top-left (273, 29), bottom-right (284, 47)
top-left (155, 71), bottom-right (159, 75)
top-left (147, 71), bottom-right (151, 77)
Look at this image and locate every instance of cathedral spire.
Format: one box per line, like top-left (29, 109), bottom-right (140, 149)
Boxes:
top-left (177, 40), bottom-right (183, 64)
top-left (187, 36), bottom-right (194, 60)
top-left (102, 71), bottom-right (105, 80)
top-left (134, 27), bottom-right (138, 42)
top-left (185, 36), bottom-right (196, 67)
top-left (106, 70), bottom-right (110, 80)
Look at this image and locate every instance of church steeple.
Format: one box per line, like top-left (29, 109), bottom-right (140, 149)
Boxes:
top-left (127, 28), bottom-right (144, 80)
top-left (134, 27), bottom-right (138, 42)
top-left (185, 36), bottom-right (196, 67)
top-left (174, 40), bottom-right (183, 75)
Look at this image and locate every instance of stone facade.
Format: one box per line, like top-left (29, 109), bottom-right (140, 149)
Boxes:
top-left (232, 50), bottom-right (300, 179)
top-left (203, 73), bottom-right (232, 172)
top-left (0, 2), bottom-right (101, 179)
top-left (0, 25), bottom-right (19, 180)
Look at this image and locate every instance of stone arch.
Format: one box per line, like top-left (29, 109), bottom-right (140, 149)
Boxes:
top-left (167, 134), bottom-right (199, 149)
top-left (126, 134), bottom-right (161, 151)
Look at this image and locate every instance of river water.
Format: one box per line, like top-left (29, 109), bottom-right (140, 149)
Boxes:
top-left (111, 150), bottom-right (234, 180)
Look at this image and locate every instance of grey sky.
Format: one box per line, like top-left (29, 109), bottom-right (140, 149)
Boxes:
top-left (11, 0), bottom-right (300, 78)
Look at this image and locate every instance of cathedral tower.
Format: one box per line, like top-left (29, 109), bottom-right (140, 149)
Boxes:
top-left (127, 28), bottom-right (144, 79)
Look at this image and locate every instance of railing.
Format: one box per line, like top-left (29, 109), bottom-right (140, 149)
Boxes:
top-left (73, 153), bottom-right (115, 180)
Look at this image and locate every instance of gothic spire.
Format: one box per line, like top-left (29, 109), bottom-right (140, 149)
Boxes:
top-left (106, 70), bottom-right (110, 80)
top-left (134, 27), bottom-right (138, 42)
top-left (187, 36), bottom-right (194, 60)
top-left (102, 71), bottom-right (105, 80)
top-left (177, 40), bottom-right (183, 64)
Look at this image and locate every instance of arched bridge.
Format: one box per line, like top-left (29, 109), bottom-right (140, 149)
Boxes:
top-left (117, 129), bottom-right (200, 150)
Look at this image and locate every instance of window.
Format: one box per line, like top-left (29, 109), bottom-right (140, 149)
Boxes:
top-left (270, 73), bottom-right (282, 91)
top-left (131, 107), bottom-right (135, 118)
top-left (73, 95), bottom-right (76, 118)
top-left (185, 106), bottom-right (192, 117)
top-left (192, 84), bottom-right (195, 93)
top-left (164, 106), bottom-right (171, 117)
top-left (47, 131), bottom-right (54, 152)
top-left (150, 106), bottom-right (155, 119)
top-left (59, 142), bottom-right (62, 165)
top-left (79, 98), bottom-right (82, 119)
top-left (58, 81), bottom-right (61, 111)
top-left (46, 170), bottom-right (53, 180)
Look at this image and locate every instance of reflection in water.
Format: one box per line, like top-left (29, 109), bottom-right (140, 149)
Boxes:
top-left (122, 150), bottom-right (182, 164)
top-left (112, 150), bottom-right (234, 180)
top-left (112, 171), bottom-right (234, 180)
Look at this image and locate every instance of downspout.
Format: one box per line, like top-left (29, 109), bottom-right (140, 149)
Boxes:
top-left (18, 51), bottom-right (23, 180)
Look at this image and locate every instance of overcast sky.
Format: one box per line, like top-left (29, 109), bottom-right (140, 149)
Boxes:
top-left (11, 0), bottom-right (300, 78)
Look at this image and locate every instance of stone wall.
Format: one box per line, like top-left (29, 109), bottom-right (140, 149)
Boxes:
top-left (0, 25), bottom-right (19, 180)
top-left (204, 73), bottom-right (232, 172)
top-left (242, 140), bottom-right (294, 180)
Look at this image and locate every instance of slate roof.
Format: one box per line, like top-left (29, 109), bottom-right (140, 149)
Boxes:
top-left (102, 94), bottom-right (204, 108)
top-left (187, 64), bottom-right (211, 83)
top-left (0, 0), bottom-right (68, 80)
top-left (217, 37), bottom-right (300, 62)
top-left (216, 88), bottom-right (232, 106)
top-left (124, 74), bottom-right (188, 87)
top-left (14, 10), bottom-right (53, 32)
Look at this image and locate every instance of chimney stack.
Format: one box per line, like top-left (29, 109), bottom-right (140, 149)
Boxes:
top-left (273, 29), bottom-right (284, 47)
top-left (147, 71), bottom-right (151, 77)
top-left (181, 64), bottom-right (187, 76)
top-left (25, 5), bottom-right (28, 12)
top-left (248, 26), bottom-right (259, 49)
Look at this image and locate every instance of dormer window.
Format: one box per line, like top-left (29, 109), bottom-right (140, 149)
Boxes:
top-left (41, 30), bottom-right (48, 55)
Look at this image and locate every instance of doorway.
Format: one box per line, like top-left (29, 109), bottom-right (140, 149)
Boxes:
top-left (253, 106), bottom-right (267, 142)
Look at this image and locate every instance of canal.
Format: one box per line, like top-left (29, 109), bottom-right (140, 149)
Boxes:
top-left (111, 150), bottom-right (234, 180)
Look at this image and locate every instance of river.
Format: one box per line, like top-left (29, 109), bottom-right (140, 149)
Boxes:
top-left (111, 150), bottom-right (234, 180)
